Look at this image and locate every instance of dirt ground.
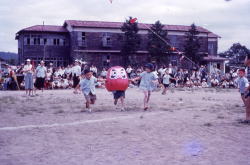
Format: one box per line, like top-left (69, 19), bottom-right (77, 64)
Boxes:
top-left (0, 88), bottom-right (250, 165)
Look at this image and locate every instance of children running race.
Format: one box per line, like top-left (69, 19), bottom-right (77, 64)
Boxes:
top-left (1, 59), bottom-right (250, 125)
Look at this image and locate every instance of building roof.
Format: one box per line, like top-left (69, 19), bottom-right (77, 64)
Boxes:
top-left (203, 55), bottom-right (227, 61)
top-left (64, 20), bottom-right (219, 37)
top-left (208, 32), bottom-right (221, 38)
top-left (16, 20), bottom-right (220, 38)
top-left (17, 25), bottom-right (68, 33)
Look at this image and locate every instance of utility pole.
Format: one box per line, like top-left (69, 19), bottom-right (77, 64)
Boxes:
top-left (43, 21), bottom-right (46, 62)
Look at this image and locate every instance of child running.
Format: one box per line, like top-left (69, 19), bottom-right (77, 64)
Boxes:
top-left (132, 63), bottom-right (158, 110)
top-left (78, 69), bottom-right (98, 112)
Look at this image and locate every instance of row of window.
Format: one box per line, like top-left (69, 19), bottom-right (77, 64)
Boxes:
top-left (78, 32), bottom-right (182, 48)
top-left (24, 37), bottom-right (67, 46)
top-left (78, 32), bottom-right (112, 47)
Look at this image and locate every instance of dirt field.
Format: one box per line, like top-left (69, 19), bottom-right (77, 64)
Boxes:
top-left (0, 88), bottom-right (250, 165)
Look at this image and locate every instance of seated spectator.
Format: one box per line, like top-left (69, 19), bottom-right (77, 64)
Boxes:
top-left (211, 78), bottom-right (219, 87)
top-left (201, 79), bottom-right (209, 88)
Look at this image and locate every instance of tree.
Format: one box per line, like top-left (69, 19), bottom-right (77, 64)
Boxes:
top-left (219, 43), bottom-right (250, 65)
top-left (147, 20), bottom-right (170, 64)
top-left (121, 17), bottom-right (141, 66)
top-left (183, 23), bottom-right (201, 65)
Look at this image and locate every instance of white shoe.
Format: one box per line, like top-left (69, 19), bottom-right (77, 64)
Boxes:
top-left (87, 108), bottom-right (92, 113)
top-left (121, 107), bottom-right (125, 111)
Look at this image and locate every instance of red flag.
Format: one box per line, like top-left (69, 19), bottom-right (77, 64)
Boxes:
top-left (130, 18), bottom-right (137, 24)
top-left (170, 47), bottom-right (176, 51)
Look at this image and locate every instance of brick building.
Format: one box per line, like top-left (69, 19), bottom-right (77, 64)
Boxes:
top-left (16, 20), bottom-right (224, 71)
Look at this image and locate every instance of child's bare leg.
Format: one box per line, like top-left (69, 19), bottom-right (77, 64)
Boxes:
top-left (120, 97), bottom-right (125, 109)
top-left (86, 101), bottom-right (90, 109)
top-left (143, 91), bottom-right (148, 109)
top-left (90, 99), bottom-right (95, 105)
top-left (147, 91), bottom-right (151, 103)
top-left (241, 95), bottom-right (246, 106)
top-left (162, 87), bottom-right (167, 95)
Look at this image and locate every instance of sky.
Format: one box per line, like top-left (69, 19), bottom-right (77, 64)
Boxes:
top-left (0, 0), bottom-right (249, 53)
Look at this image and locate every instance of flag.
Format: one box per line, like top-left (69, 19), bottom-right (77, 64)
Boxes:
top-left (170, 47), bottom-right (176, 51)
top-left (130, 18), bottom-right (137, 24)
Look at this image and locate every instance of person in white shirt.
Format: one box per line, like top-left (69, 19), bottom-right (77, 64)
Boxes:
top-left (35, 61), bottom-right (47, 92)
top-left (23, 59), bottom-right (34, 96)
top-left (71, 60), bottom-right (82, 94)
top-left (211, 78), bottom-right (219, 87)
top-left (158, 66), bottom-right (166, 78)
top-left (90, 65), bottom-right (98, 77)
top-left (61, 79), bottom-right (69, 89)
top-left (65, 65), bottom-right (72, 78)
top-left (100, 68), bottom-right (107, 78)
top-left (201, 79), bottom-right (208, 88)
top-left (162, 70), bottom-right (171, 95)
top-left (168, 64), bottom-right (173, 75)
top-left (126, 65), bottom-right (133, 78)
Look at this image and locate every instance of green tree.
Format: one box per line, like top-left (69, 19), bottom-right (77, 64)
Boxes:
top-left (147, 20), bottom-right (170, 64)
top-left (219, 43), bottom-right (249, 64)
top-left (183, 23), bottom-right (201, 65)
top-left (121, 17), bottom-right (141, 66)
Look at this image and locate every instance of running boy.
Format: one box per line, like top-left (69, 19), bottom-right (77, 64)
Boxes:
top-left (132, 63), bottom-right (158, 110)
top-left (78, 69), bottom-right (98, 112)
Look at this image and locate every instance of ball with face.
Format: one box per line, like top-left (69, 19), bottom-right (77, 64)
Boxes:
top-left (105, 66), bottom-right (129, 91)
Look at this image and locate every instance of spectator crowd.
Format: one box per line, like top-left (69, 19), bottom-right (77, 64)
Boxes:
top-left (0, 60), bottom-right (240, 92)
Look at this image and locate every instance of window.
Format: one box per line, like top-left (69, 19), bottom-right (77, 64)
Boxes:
top-left (208, 43), bottom-right (215, 55)
top-left (53, 38), bottom-right (60, 46)
top-left (43, 38), bottom-right (47, 45)
top-left (170, 36), bottom-right (179, 48)
top-left (102, 33), bottom-right (112, 47)
top-left (82, 32), bottom-right (86, 40)
top-left (27, 38), bottom-right (30, 45)
top-left (63, 39), bottom-right (66, 46)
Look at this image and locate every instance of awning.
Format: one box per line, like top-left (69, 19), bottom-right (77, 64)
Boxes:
top-left (202, 55), bottom-right (227, 62)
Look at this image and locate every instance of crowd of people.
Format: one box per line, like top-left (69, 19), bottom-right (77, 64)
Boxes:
top-left (0, 60), bottom-right (240, 92)
top-left (1, 58), bottom-right (250, 123)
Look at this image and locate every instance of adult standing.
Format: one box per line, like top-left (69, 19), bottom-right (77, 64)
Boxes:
top-left (35, 61), bottom-right (47, 92)
top-left (16, 64), bottom-right (24, 89)
top-left (71, 60), bottom-right (81, 94)
top-left (23, 59), bottom-right (34, 96)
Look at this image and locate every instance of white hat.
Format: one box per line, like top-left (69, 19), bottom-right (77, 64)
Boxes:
top-left (40, 61), bottom-right (45, 63)
top-left (26, 59), bottom-right (31, 62)
top-left (50, 63), bottom-right (53, 65)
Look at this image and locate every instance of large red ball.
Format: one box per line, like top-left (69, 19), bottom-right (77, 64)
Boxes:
top-left (105, 66), bottom-right (129, 91)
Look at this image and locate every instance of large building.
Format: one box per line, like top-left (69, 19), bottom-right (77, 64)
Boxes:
top-left (16, 20), bottom-right (224, 71)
